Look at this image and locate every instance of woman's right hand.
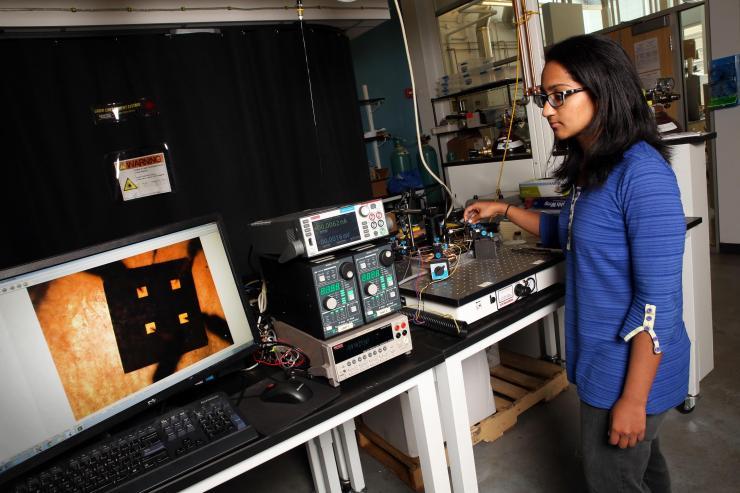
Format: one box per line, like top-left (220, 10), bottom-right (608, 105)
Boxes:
top-left (463, 201), bottom-right (504, 224)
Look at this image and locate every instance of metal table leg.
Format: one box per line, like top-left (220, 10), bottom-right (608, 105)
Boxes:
top-left (338, 420), bottom-right (366, 492)
top-left (436, 357), bottom-right (478, 493)
top-left (406, 370), bottom-right (452, 493)
top-left (557, 305), bottom-right (566, 361)
top-left (306, 438), bottom-right (327, 493)
top-left (306, 430), bottom-right (342, 493)
top-left (542, 312), bottom-right (558, 360)
top-left (331, 427), bottom-right (350, 489)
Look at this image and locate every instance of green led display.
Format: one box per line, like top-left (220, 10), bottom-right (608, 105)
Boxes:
top-left (319, 282), bottom-right (341, 296)
top-left (360, 269), bottom-right (381, 282)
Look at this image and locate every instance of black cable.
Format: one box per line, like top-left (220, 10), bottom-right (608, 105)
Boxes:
top-left (246, 243), bottom-right (258, 278)
top-left (253, 340), bottom-right (311, 371)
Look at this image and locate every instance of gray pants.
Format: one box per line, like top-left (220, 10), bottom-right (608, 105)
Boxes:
top-left (580, 401), bottom-right (671, 493)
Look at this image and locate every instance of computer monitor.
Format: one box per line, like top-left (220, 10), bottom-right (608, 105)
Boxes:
top-left (0, 216), bottom-right (256, 483)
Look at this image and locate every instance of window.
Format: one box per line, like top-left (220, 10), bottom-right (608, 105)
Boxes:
top-left (437, 0), bottom-right (518, 77)
top-left (679, 4), bottom-right (708, 124)
top-left (434, 1), bottom-right (532, 163)
top-left (538, 0), bottom-right (703, 46)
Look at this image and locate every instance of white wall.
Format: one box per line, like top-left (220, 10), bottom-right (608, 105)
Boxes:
top-left (708, 0), bottom-right (740, 246)
top-left (399, 0), bottom-right (446, 154)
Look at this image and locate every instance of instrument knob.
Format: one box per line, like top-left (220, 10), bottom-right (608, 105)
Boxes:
top-left (339, 262), bottom-right (355, 279)
top-left (324, 297), bottom-right (338, 310)
top-left (359, 205), bottom-right (370, 217)
top-left (514, 283), bottom-right (532, 297)
top-left (365, 283), bottom-right (379, 296)
top-left (379, 249), bottom-right (394, 267)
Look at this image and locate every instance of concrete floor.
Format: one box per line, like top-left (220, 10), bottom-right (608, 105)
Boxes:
top-left (212, 252), bottom-right (740, 493)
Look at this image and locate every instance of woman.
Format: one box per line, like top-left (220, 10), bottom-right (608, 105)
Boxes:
top-left (464, 35), bottom-right (689, 492)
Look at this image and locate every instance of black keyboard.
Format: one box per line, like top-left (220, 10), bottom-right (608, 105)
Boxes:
top-left (11, 392), bottom-right (259, 493)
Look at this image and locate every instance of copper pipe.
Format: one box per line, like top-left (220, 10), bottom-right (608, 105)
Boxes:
top-left (512, 0), bottom-right (530, 91)
top-left (523, 0), bottom-right (537, 94)
top-left (513, 0), bottom-right (538, 96)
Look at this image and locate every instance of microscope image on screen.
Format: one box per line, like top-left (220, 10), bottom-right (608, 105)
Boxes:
top-left (27, 238), bottom-right (235, 421)
top-left (104, 258), bottom-right (209, 374)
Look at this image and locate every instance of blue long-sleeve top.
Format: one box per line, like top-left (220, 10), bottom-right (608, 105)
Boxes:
top-left (539, 141), bottom-right (690, 414)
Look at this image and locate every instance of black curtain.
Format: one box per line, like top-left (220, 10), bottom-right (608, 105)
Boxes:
top-left (0, 25), bottom-right (370, 278)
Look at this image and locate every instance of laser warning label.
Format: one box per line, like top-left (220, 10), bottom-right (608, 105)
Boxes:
top-left (116, 152), bottom-right (171, 201)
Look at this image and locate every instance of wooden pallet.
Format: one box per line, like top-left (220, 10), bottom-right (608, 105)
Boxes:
top-left (472, 350), bottom-right (569, 444)
top-left (356, 351), bottom-right (568, 491)
top-left (356, 419), bottom-right (426, 492)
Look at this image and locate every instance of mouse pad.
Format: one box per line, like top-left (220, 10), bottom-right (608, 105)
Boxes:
top-left (236, 373), bottom-right (341, 436)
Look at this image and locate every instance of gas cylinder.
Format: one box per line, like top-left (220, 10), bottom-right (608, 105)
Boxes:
top-left (417, 135), bottom-right (443, 205)
top-left (390, 139), bottom-right (413, 177)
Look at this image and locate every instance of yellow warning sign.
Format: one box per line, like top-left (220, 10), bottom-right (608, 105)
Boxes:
top-left (116, 151), bottom-right (171, 201)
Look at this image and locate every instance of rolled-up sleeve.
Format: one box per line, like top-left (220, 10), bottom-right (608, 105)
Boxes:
top-left (539, 211), bottom-right (561, 249)
top-left (617, 158), bottom-right (686, 354)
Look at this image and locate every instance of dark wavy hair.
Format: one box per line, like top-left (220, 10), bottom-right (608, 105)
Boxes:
top-left (545, 34), bottom-right (669, 191)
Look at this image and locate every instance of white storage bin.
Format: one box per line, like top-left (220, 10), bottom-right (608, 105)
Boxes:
top-left (361, 349), bottom-right (496, 457)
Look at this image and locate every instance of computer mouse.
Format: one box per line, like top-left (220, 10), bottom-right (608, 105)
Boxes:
top-left (260, 380), bottom-right (314, 404)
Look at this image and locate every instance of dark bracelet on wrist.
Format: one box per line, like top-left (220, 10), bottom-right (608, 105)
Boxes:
top-left (504, 204), bottom-right (512, 219)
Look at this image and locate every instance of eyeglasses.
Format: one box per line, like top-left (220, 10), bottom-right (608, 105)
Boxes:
top-left (532, 88), bottom-right (586, 108)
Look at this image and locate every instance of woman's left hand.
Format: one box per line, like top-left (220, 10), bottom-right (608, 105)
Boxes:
top-left (608, 396), bottom-right (646, 449)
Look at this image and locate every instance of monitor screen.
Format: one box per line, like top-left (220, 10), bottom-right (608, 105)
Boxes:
top-left (0, 218), bottom-right (255, 481)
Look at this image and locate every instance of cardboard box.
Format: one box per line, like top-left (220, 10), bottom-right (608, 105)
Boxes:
top-left (518, 178), bottom-right (566, 198)
top-left (446, 133), bottom-right (483, 162)
top-left (371, 178), bottom-right (388, 198)
top-left (370, 167), bottom-right (390, 181)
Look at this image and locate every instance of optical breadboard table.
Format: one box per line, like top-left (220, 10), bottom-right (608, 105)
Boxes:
top-left (399, 247), bottom-right (565, 325)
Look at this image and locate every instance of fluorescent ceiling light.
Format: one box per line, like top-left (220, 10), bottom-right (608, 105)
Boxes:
top-left (481, 1), bottom-right (512, 6)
